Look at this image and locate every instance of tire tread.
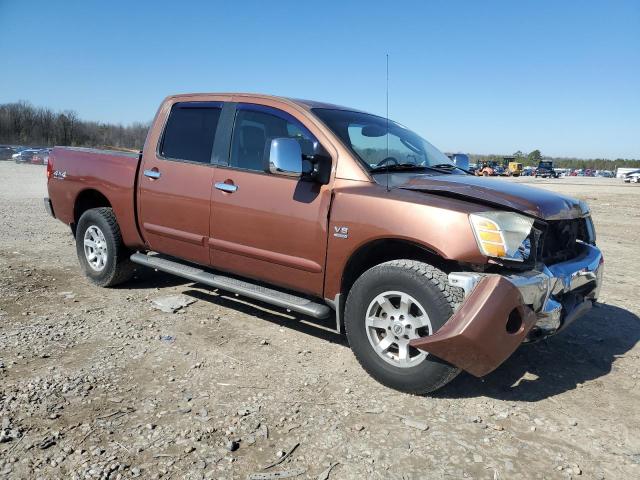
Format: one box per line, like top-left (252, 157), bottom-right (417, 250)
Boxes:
top-left (76, 207), bottom-right (134, 287)
top-left (344, 259), bottom-right (464, 395)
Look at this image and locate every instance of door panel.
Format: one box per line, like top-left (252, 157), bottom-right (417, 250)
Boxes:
top-left (210, 170), bottom-right (331, 295)
top-left (209, 103), bottom-right (332, 296)
top-left (138, 102), bottom-right (222, 265)
top-left (139, 160), bottom-right (214, 265)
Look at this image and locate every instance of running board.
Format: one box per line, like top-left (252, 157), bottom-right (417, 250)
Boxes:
top-left (130, 253), bottom-right (331, 319)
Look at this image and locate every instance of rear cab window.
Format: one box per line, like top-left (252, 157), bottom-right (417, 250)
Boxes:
top-left (159, 102), bottom-right (222, 164)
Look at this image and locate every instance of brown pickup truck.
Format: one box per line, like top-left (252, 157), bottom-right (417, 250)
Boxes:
top-left (45, 93), bottom-right (603, 394)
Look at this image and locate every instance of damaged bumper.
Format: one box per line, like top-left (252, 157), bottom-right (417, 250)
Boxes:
top-left (409, 243), bottom-right (603, 377)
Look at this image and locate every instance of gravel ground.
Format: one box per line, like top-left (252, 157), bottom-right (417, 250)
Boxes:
top-left (1, 162), bottom-right (639, 480)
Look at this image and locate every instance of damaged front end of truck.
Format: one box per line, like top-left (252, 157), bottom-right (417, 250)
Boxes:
top-left (402, 180), bottom-right (604, 377)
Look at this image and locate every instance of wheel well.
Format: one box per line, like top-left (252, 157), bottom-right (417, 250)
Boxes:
top-left (340, 239), bottom-right (455, 299)
top-left (73, 190), bottom-right (112, 233)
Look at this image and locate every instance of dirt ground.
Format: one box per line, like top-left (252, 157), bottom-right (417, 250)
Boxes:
top-left (1, 161), bottom-right (639, 480)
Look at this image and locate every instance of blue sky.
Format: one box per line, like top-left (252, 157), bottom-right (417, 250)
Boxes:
top-left (1, 0), bottom-right (638, 159)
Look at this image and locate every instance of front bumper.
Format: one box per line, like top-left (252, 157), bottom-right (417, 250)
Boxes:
top-left (409, 243), bottom-right (603, 377)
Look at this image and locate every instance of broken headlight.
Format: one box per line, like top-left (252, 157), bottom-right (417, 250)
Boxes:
top-left (469, 211), bottom-right (535, 262)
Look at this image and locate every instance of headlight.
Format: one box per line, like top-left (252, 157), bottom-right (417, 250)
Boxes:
top-left (469, 211), bottom-right (535, 262)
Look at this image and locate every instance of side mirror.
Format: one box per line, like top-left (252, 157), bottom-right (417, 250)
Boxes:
top-left (266, 137), bottom-right (331, 184)
top-left (299, 139), bottom-right (331, 185)
top-left (267, 138), bottom-right (309, 177)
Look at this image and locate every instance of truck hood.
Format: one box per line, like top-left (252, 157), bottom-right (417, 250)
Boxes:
top-left (399, 174), bottom-right (587, 220)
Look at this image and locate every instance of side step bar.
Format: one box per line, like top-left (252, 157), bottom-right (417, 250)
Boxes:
top-left (130, 253), bottom-right (331, 319)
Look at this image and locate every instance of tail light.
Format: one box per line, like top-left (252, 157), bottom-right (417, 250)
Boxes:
top-left (46, 151), bottom-right (54, 180)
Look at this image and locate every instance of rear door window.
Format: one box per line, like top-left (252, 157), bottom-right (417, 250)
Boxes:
top-left (160, 102), bottom-right (222, 163)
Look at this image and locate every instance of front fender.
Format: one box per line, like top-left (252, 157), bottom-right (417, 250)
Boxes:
top-left (323, 180), bottom-right (488, 299)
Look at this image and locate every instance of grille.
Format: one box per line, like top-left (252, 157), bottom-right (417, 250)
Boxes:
top-left (540, 218), bottom-right (590, 265)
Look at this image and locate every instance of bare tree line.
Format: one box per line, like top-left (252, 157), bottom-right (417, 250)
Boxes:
top-left (0, 101), bottom-right (149, 151)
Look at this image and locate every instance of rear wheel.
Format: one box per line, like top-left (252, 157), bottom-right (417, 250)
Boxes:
top-left (76, 208), bottom-right (134, 287)
top-left (344, 260), bottom-right (463, 394)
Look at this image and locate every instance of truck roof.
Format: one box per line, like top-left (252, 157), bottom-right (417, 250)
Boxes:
top-left (166, 92), bottom-right (368, 114)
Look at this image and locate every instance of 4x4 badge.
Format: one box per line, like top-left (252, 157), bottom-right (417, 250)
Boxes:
top-left (333, 226), bottom-right (349, 239)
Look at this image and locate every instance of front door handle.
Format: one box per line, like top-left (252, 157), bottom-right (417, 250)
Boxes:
top-left (215, 182), bottom-right (238, 193)
top-left (144, 169), bottom-right (161, 179)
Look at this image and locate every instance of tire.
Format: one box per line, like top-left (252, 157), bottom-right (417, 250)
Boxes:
top-left (75, 207), bottom-right (135, 287)
top-left (344, 259), bottom-right (464, 394)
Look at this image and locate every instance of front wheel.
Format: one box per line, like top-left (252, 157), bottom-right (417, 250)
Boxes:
top-left (344, 260), bottom-right (463, 394)
top-left (75, 207), bottom-right (134, 287)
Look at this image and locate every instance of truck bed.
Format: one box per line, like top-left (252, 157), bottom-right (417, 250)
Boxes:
top-left (47, 146), bottom-right (144, 248)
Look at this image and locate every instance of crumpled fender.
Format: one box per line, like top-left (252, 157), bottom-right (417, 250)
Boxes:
top-left (409, 275), bottom-right (537, 377)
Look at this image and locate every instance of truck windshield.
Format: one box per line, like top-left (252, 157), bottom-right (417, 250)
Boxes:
top-left (312, 108), bottom-right (454, 172)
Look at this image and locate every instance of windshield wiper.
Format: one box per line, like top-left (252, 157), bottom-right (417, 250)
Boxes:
top-left (430, 163), bottom-right (475, 175)
top-left (369, 163), bottom-right (430, 174)
top-left (430, 163), bottom-right (457, 170)
top-left (422, 163), bottom-right (461, 174)
top-left (369, 163), bottom-right (459, 175)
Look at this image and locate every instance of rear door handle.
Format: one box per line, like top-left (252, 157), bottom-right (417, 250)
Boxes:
top-left (144, 169), bottom-right (161, 179)
top-left (215, 182), bottom-right (238, 193)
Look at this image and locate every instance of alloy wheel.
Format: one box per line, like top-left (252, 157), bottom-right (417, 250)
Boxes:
top-left (365, 291), bottom-right (433, 368)
top-left (83, 225), bottom-right (108, 272)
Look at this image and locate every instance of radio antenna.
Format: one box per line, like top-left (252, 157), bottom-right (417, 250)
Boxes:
top-left (386, 53), bottom-right (390, 192)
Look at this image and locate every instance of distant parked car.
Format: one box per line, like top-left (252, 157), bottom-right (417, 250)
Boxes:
top-left (494, 165), bottom-right (509, 176)
top-left (31, 149), bottom-right (51, 165)
top-left (0, 146), bottom-right (16, 160)
top-left (616, 167), bottom-right (640, 179)
top-left (14, 148), bottom-right (40, 163)
top-left (623, 170), bottom-right (640, 183)
top-left (10, 147), bottom-right (28, 160)
top-left (535, 161), bottom-right (557, 178)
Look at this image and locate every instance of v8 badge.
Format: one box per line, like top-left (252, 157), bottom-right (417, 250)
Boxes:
top-left (333, 226), bottom-right (349, 239)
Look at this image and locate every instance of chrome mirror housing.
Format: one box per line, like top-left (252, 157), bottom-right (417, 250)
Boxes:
top-left (268, 138), bottom-right (303, 177)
